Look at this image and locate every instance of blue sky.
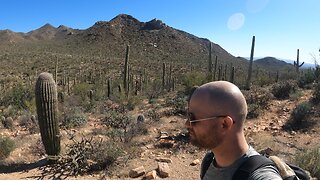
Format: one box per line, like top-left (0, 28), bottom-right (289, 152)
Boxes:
top-left (1, 0), bottom-right (319, 64)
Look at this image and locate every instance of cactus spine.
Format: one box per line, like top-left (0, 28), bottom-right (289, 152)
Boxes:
top-left (246, 35), bottom-right (255, 90)
top-left (293, 49), bottom-right (304, 73)
top-left (35, 72), bottom-right (60, 159)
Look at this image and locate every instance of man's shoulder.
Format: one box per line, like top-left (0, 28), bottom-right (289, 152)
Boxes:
top-left (248, 165), bottom-right (282, 180)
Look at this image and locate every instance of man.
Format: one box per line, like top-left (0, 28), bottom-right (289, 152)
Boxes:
top-left (186, 81), bottom-right (281, 180)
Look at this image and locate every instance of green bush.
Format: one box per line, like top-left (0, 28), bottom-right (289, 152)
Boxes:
top-left (53, 136), bottom-right (123, 176)
top-left (1, 117), bottom-right (14, 130)
top-left (104, 111), bottom-right (137, 142)
top-left (284, 102), bottom-right (313, 130)
top-left (247, 103), bottom-right (262, 119)
top-left (294, 147), bottom-right (320, 178)
top-left (73, 83), bottom-right (93, 101)
top-left (0, 83), bottom-right (34, 110)
top-left (0, 136), bottom-right (15, 160)
top-left (312, 83), bottom-right (320, 104)
top-left (271, 81), bottom-right (297, 99)
top-left (243, 87), bottom-right (272, 119)
top-left (63, 113), bottom-right (88, 129)
top-left (145, 109), bottom-right (160, 121)
top-left (298, 70), bottom-right (315, 88)
top-left (182, 72), bottom-right (206, 95)
top-left (165, 94), bottom-right (187, 115)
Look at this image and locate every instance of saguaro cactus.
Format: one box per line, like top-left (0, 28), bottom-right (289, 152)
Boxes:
top-left (213, 56), bottom-right (218, 81)
top-left (124, 45), bottom-right (130, 94)
top-left (162, 62), bottom-right (166, 90)
top-left (207, 42), bottom-right (213, 81)
top-left (246, 35), bottom-right (255, 90)
top-left (35, 72), bottom-right (60, 159)
top-left (293, 49), bottom-right (304, 73)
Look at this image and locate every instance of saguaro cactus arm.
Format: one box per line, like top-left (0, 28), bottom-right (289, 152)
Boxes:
top-left (293, 49), bottom-right (304, 72)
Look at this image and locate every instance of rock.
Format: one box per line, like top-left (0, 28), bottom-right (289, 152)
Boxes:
top-left (290, 131), bottom-right (297, 135)
top-left (159, 131), bottom-right (169, 139)
top-left (155, 157), bottom-right (172, 163)
top-left (129, 166), bottom-right (145, 178)
top-left (190, 159), bottom-right (200, 166)
top-left (156, 139), bottom-right (175, 148)
top-left (145, 170), bottom-right (157, 180)
top-left (158, 162), bottom-right (170, 178)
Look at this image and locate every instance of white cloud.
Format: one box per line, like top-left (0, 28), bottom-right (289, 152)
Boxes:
top-left (227, 13), bottom-right (245, 31)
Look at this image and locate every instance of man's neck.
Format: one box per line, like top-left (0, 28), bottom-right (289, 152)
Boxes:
top-left (212, 135), bottom-right (249, 168)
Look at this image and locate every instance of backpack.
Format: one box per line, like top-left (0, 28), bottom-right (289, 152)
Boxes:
top-left (200, 152), bottom-right (310, 180)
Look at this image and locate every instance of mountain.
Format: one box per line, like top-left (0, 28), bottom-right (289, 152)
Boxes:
top-left (0, 14), bottom-right (296, 84)
top-left (0, 29), bottom-right (25, 43)
top-left (0, 14), bottom-right (245, 66)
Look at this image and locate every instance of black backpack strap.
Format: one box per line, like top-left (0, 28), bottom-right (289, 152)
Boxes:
top-left (200, 151), bottom-right (214, 179)
top-left (232, 155), bottom-right (275, 180)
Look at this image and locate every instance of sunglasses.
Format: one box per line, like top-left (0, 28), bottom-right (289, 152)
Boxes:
top-left (187, 112), bottom-right (227, 126)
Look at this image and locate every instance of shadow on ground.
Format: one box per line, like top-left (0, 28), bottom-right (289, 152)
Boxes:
top-left (0, 158), bottom-right (48, 173)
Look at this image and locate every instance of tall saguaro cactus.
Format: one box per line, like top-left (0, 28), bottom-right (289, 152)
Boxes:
top-left (294, 49), bottom-right (304, 73)
top-left (207, 42), bottom-right (213, 81)
top-left (35, 72), bottom-right (60, 160)
top-left (124, 45), bottom-right (130, 94)
top-left (162, 62), bottom-right (166, 90)
top-left (246, 35), bottom-right (255, 90)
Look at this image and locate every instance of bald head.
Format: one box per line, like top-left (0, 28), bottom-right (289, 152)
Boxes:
top-left (189, 81), bottom-right (247, 125)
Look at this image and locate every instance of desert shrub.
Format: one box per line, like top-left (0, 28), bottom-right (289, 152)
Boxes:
top-left (104, 111), bottom-right (138, 142)
top-left (73, 83), bottom-right (93, 101)
top-left (1, 105), bottom-right (18, 119)
top-left (255, 74), bottom-right (275, 87)
top-left (298, 69), bottom-right (315, 88)
top-left (289, 89), bottom-right (303, 101)
top-left (243, 87), bottom-right (272, 119)
top-left (312, 82), bottom-right (320, 104)
top-left (165, 94), bottom-right (187, 115)
top-left (63, 113), bottom-right (88, 129)
top-left (1, 117), bottom-right (14, 129)
top-left (0, 136), bottom-right (15, 160)
top-left (51, 136), bottom-right (123, 176)
top-left (271, 81), bottom-right (297, 99)
top-left (294, 146), bottom-right (320, 178)
top-left (247, 104), bottom-right (262, 119)
top-left (18, 112), bottom-right (38, 134)
top-left (145, 109), bottom-right (160, 121)
top-left (145, 79), bottom-right (162, 100)
top-left (0, 83), bottom-right (34, 110)
top-left (182, 72), bottom-right (206, 96)
top-left (284, 102), bottom-right (314, 131)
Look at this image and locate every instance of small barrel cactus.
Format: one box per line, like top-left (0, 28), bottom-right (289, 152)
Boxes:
top-left (35, 72), bottom-right (60, 159)
top-left (137, 114), bottom-right (145, 123)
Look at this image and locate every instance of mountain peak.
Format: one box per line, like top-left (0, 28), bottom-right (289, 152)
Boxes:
top-left (39, 23), bottom-right (55, 30)
top-left (142, 18), bottom-right (167, 30)
top-left (109, 14), bottom-right (141, 26)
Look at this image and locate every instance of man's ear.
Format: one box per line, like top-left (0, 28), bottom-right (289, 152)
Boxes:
top-left (222, 116), bottom-right (233, 129)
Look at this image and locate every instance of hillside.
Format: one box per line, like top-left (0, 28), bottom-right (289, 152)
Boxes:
top-left (0, 14), bottom-right (297, 88)
top-left (254, 56), bottom-right (294, 72)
